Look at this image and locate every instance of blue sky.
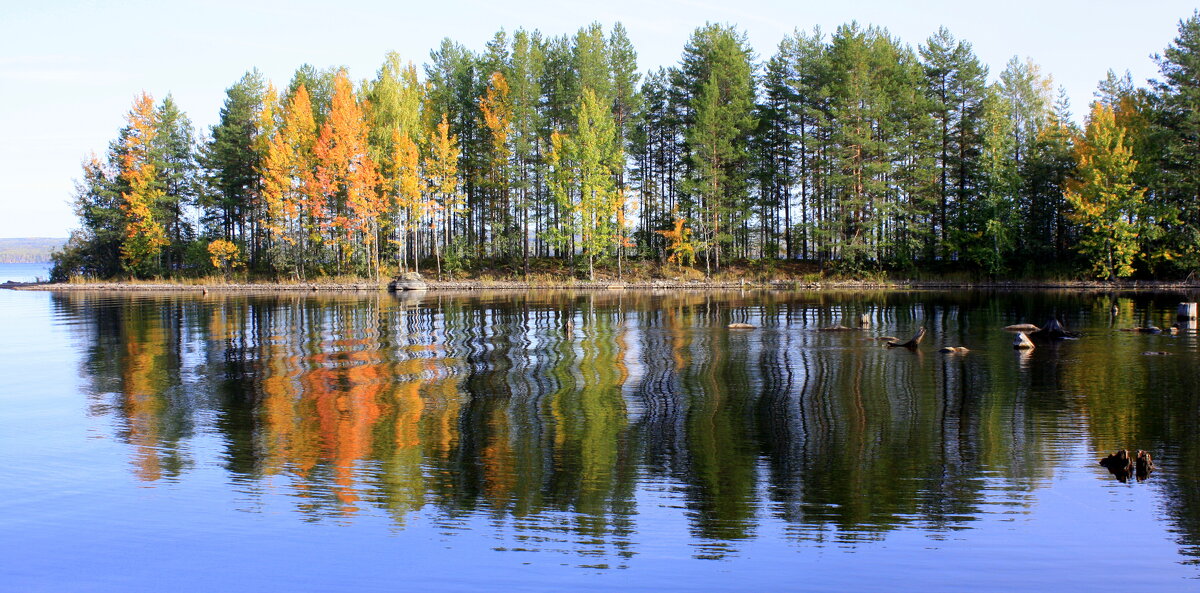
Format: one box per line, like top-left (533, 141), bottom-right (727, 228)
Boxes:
top-left (1, 0), bottom-right (1194, 238)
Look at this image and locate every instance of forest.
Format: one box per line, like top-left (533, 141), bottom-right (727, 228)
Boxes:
top-left (50, 12), bottom-right (1200, 282)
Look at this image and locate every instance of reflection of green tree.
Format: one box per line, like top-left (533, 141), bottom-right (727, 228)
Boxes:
top-left (680, 304), bottom-right (759, 545)
top-left (543, 296), bottom-right (633, 538)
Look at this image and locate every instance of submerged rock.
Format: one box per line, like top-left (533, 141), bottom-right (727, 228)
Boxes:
top-left (939, 346), bottom-right (969, 354)
top-left (1013, 332), bottom-right (1035, 350)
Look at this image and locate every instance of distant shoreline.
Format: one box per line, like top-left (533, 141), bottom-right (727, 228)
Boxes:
top-left (10, 278), bottom-right (1200, 293)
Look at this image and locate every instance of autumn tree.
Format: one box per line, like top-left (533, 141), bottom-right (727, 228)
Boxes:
top-left (118, 93), bottom-right (170, 277)
top-left (425, 114), bottom-right (462, 279)
top-left (260, 84), bottom-right (321, 277)
top-left (315, 70), bottom-right (383, 278)
top-left (1065, 102), bottom-right (1146, 280)
top-left (479, 71), bottom-right (514, 256)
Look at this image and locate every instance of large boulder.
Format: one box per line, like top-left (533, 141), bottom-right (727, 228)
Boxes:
top-left (388, 272), bottom-right (428, 291)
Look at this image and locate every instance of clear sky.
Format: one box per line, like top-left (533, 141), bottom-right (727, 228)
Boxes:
top-left (1, 0), bottom-right (1195, 238)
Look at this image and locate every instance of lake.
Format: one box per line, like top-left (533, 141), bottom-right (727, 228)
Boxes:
top-left (0, 261), bottom-right (52, 283)
top-left (1, 287), bottom-right (1198, 591)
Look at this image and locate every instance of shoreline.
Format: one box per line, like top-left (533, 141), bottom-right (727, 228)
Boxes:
top-left (9, 278), bottom-right (1200, 292)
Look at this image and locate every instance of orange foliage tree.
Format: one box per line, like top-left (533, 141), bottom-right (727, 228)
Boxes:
top-left (315, 70), bottom-right (383, 278)
top-left (118, 92), bottom-right (169, 277)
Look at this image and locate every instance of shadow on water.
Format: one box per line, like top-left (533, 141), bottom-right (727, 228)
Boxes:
top-left (51, 288), bottom-right (1200, 564)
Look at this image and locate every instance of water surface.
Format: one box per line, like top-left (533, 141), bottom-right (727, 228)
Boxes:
top-left (1, 288), bottom-right (1198, 591)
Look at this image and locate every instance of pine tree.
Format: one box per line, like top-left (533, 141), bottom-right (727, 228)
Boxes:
top-left (680, 24), bottom-right (756, 274)
top-left (150, 95), bottom-right (199, 270)
top-left (1152, 11), bottom-right (1200, 272)
top-left (205, 70), bottom-right (267, 247)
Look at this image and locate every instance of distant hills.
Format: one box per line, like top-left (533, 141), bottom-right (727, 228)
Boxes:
top-left (0, 238), bottom-right (65, 263)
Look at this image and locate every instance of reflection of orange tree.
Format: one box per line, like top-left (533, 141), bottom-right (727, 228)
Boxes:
top-left (248, 299), bottom-right (468, 521)
top-left (116, 302), bottom-right (187, 483)
top-left (122, 328), bottom-right (167, 482)
top-left (306, 341), bottom-right (385, 515)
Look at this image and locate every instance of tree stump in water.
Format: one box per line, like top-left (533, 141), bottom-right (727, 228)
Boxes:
top-left (1099, 449), bottom-right (1155, 482)
top-left (1029, 318), bottom-right (1079, 341)
top-left (1178, 302), bottom-right (1197, 320)
top-left (857, 313), bottom-right (871, 328)
top-left (886, 327), bottom-right (926, 349)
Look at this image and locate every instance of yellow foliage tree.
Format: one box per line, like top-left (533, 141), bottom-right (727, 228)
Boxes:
top-left (657, 216), bottom-right (698, 269)
top-left (424, 114), bottom-right (462, 279)
top-left (207, 238), bottom-right (242, 278)
top-left (1065, 102), bottom-right (1146, 280)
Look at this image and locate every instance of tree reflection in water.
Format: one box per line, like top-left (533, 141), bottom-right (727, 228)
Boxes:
top-left (55, 289), bottom-right (1200, 563)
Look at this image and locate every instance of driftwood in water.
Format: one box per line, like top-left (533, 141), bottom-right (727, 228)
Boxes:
top-left (1121, 326), bottom-right (1162, 334)
top-left (1003, 323), bottom-right (1040, 332)
top-left (727, 322), bottom-right (756, 329)
top-left (938, 346), bottom-right (969, 354)
top-left (1142, 351), bottom-right (1172, 356)
top-left (1029, 318), bottom-right (1079, 341)
top-left (886, 327), bottom-right (926, 349)
top-left (818, 324), bottom-right (857, 332)
top-left (1099, 450), bottom-right (1155, 483)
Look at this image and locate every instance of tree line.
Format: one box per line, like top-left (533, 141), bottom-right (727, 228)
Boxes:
top-left (52, 13), bottom-right (1200, 281)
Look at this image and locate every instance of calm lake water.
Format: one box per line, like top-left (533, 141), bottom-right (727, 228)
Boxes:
top-left (2, 288), bottom-right (1199, 591)
top-left (0, 261), bottom-right (51, 283)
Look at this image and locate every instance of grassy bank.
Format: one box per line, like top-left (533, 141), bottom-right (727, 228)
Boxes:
top-left (17, 258), bottom-right (1200, 292)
